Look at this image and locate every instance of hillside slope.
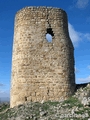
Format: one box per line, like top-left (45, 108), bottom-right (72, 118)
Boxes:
top-left (0, 84), bottom-right (90, 120)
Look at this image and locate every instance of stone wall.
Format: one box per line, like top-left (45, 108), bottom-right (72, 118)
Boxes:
top-left (10, 7), bottom-right (76, 108)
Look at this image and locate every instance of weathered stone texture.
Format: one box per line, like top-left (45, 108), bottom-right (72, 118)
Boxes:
top-left (10, 7), bottom-right (76, 108)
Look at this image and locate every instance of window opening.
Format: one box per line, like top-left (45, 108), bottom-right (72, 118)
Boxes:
top-left (46, 28), bottom-right (54, 42)
top-left (25, 97), bottom-right (27, 101)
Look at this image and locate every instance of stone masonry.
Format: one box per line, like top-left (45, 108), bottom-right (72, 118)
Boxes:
top-left (10, 7), bottom-right (76, 108)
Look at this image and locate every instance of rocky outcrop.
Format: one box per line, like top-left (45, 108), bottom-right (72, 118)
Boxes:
top-left (74, 83), bottom-right (90, 106)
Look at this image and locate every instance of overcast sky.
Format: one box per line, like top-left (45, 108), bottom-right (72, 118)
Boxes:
top-left (0, 0), bottom-right (90, 98)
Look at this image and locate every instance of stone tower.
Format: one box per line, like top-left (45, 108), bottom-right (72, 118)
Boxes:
top-left (10, 7), bottom-right (76, 108)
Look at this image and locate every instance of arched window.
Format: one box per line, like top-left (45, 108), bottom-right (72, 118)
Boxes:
top-left (46, 28), bottom-right (54, 42)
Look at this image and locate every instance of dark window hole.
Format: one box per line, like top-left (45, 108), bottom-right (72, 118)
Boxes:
top-left (25, 97), bottom-right (27, 101)
top-left (46, 28), bottom-right (54, 42)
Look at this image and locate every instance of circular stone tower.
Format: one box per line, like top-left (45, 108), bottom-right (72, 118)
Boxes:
top-left (10, 7), bottom-right (76, 108)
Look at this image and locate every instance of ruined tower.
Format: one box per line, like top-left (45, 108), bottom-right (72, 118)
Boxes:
top-left (10, 7), bottom-right (76, 108)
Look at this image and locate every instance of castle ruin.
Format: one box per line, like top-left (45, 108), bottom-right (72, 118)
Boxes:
top-left (10, 7), bottom-right (76, 108)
